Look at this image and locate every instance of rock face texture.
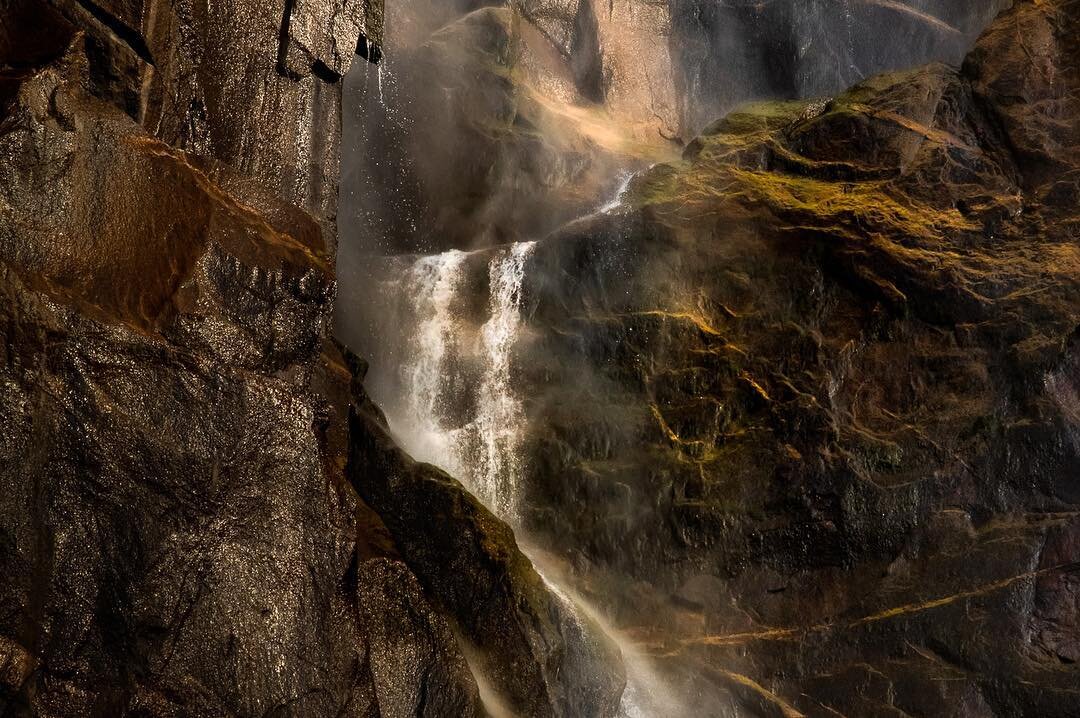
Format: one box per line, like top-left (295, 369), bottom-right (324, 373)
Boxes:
top-left (349, 403), bottom-right (626, 718)
top-left (0, 1), bottom-right (624, 716)
top-left (501, 0), bottom-right (1080, 713)
top-left (668, 0), bottom-right (1013, 136)
top-left (37, 0), bottom-right (383, 245)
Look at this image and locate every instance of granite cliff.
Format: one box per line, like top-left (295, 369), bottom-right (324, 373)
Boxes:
top-left (340, 0), bottom-right (1080, 714)
top-left (0, 0), bottom-right (623, 715)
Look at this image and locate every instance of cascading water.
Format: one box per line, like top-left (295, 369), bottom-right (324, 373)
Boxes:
top-left (599, 171), bottom-right (635, 213)
top-left (473, 241), bottom-right (535, 519)
top-left (385, 241), bottom-right (536, 520)
top-left (393, 250), bottom-right (469, 475)
top-left (377, 240), bottom-right (685, 717)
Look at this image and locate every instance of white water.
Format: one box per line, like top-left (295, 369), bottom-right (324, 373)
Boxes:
top-left (389, 241), bottom-right (535, 521)
top-left (599, 171), bottom-right (636, 213)
top-left (394, 250), bottom-right (469, 476)
top-left (529, 557), bottom-right (691, 718)
top-left (473, 241), bottom-right (535, 519)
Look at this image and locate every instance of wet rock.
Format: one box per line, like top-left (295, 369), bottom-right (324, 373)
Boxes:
top-left (0, 12), bottom-right (486, 718)
top-left (508, 0), bottom-right (1080, 713)
top-left (44, 0), bottom-right (382, 245)
top-left (357, 559), bottom-right (482, 718)
top-left (347, 405), bottom-right (627, 718)
top-left (668, 0), bottom-right (1011, 136)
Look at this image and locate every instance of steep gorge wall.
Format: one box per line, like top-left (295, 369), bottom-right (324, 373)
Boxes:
top-left (506, 0), bottom-right (1080, 713)
top-left (0, 1), bottom-right (624, 716)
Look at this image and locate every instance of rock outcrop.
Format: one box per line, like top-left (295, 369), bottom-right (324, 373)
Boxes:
top-left (349, 403), bottom-right (626, 718)
top-left (0, 30), bottom-right (472, 714)
top-left (338, 0), bottom-right (679, 259)
top-left (504, 0), bottom-right (1080, 713)
top-left (0, 0), bottom-right (624, 716)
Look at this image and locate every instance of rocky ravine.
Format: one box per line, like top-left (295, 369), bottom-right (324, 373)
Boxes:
top-left (505, 0), bottom-right (1080, 714)
top-left (0, 0), bottom-right (623, 716)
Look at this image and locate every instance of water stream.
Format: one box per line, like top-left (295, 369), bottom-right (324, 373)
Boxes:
top-left (384, 242), bottom-right (535, 518)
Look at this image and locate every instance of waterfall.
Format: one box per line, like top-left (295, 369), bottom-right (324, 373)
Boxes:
top-left (390, 242), bottom-right (535, 522)
top-left (599, 171), bottom-right (635, 213)
top-left (473, 241), bottom-right (535, 520)
top-left (385, 241), bottom-right (688, 716)
top-left (395, 250), bottom-right (469, 477)
top-left (528, 553), bottom-right (692, 718)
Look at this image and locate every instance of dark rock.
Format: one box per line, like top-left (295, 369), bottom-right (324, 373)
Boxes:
top-left (0, 13), bottom-right (487, 718)
top-left (43, 0), bottom-right (383, 246)
top-left (499, 0), bottom-right (1080, 713)
top-left (357, 558), bottom-right (482, 718)
top-left (347, 405), bottom-right (627, 718)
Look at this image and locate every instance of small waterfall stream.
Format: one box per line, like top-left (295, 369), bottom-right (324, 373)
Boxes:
top-left (396, 250), bottom-right (469, 476)
top-left (473, 241), bottom-right (535, 519)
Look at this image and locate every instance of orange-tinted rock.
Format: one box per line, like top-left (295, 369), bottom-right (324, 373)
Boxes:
top-left (510, 0), bottom-right (1080, 713)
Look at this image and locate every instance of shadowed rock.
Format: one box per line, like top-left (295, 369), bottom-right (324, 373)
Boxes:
top-left (348, 403), bottom-right (627, 718)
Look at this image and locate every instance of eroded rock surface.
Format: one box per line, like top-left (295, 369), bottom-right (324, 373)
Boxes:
top-left (0, 1), bottom-right (623, 716)
top-left (507, 0), bottom-right (1080, 714)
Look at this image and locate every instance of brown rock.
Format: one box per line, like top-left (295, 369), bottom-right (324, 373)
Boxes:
top-left (348, 404), bottom-right (627, 718)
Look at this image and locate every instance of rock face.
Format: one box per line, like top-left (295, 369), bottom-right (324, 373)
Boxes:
top-left (501, 0), bottom-right (1080, 713)
top-left (349, 403), bottom-right (626, 718)
top-left (338, 0), bottom-right (1012, 264)
top-left (668, 0), bottom-right (1013, 136)
top-left (0, 1), bottom-right (624, 716)
top-left (37, 0), bottom-right (383, 245)
top-left (338, 0), bottom-right (678, 258)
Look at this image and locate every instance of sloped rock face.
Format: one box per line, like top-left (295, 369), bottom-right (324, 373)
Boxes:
top-left (513, 0), bottom-right (1080, 713)
top-left (349, 404), bottom-right (626, 718)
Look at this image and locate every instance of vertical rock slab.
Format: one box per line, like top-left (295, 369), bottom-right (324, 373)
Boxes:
top-left (43, 0), bottom-right (383, 245)
top-left (357, 558), bottom-right (482, 718)
top-left (0, 11), bottom-right (481, 718)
